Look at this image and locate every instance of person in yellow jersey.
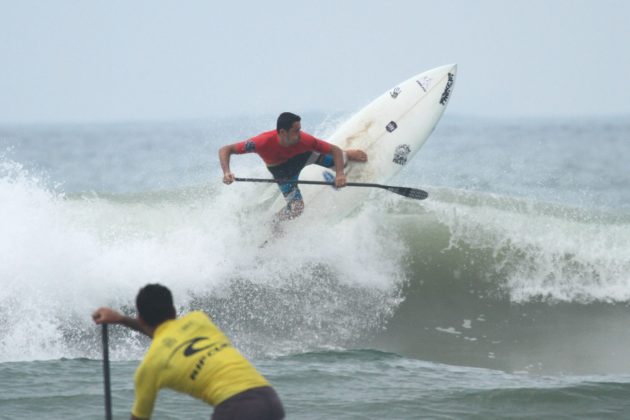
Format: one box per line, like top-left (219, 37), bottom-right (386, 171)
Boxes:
top-left (92, 283), bottom-right (285, 420)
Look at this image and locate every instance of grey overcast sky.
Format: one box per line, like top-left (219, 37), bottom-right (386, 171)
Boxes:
top-left (1, 0), bottom-right (629, 124)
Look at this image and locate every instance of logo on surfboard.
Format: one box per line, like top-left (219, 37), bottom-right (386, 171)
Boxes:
top-left (393, 144), bottom-right (411, 165)
top-left (386, 121), bottom-right (398, 133)
top-left (416, 77), bottom-right (432, 92)
top-left (389, 87), bottom-right (401, 98)
top-left (440, 73), bottom-right (455, 105)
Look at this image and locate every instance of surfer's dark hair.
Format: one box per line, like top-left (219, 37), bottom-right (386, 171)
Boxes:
top-left (277, 112), bottom-right (301, 131)
top-left (136, 283), bottom-right (177, 327)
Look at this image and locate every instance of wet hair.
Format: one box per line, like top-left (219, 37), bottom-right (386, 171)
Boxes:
top-left (277, 112), bottom-right (301, 132)
top-left (136, 283), bottom-right (177, 327)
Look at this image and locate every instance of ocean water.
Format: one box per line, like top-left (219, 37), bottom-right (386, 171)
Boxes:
top-left (0, 113), bottom-right (629, 419)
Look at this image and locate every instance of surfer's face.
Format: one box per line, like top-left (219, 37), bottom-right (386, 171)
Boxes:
top-left (279, 122), bottom-right (301, 146)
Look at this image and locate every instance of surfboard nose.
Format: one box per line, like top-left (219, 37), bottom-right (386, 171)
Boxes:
top-left (439, 63), bottom-right (457, 75)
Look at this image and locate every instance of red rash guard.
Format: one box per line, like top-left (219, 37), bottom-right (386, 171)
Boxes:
top-left (234, 130), bottom-right (333, 166)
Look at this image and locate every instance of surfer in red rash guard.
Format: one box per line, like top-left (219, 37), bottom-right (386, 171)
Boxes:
top-left (219, 112), bottom-right (367, 221)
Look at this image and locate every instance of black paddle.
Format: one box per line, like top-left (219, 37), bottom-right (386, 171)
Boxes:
top-left (234, 177), bottom-right (428, 200)
top-left (102, 324), bottom-right (112, 420)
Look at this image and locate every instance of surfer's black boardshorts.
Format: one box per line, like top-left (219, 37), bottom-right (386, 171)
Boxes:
top-left (267, 152), bottom-right (335, 203)
top-left (211, 386), bottom-right (285, 420)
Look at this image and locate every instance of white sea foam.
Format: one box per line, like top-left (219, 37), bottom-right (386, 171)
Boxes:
top-left (0, 158), bottom-right (406, 362)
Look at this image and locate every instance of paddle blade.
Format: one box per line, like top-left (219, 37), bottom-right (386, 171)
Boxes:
top-left (386, 186), bottom-right (428, 200)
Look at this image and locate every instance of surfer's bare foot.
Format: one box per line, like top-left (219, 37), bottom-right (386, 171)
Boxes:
top-left (346, 149), bottom-right (368, 162)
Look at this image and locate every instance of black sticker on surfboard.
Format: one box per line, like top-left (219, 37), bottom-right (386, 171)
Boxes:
top-left (440, 73), bottom-right (454, 105)
top-left (393, 144), bottom-right (411, 165)
top-left (390, 87), bottom-right (401, 98)
top-left (386, 121), bottom-right (398, 132)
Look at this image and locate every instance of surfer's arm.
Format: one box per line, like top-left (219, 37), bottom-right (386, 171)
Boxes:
top-left (310, 135), bottom-right (346, 188)
top-left (218, 143), bottom-right (240, 184)
top-left (330, 144), bottom-right (347, 188)
top-left (92, 307), bottom-right (150, 337)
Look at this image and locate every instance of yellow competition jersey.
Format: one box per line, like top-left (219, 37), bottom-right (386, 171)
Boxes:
top-left (131, 311), bottom-right (270, 419)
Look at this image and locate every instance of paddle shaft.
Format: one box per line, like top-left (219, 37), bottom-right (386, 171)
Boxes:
top-left (236, 177), bottom-right (384, 188)
top-left (233, 177), bottom-right (428, 200)
top-left (102, 324), bottom-right (112, 420)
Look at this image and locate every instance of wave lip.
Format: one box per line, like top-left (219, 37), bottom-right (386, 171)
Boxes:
top-left (418, 186), bottom-right (630, 304)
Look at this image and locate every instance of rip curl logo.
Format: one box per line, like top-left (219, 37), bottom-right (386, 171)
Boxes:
top-left (393, 144), bottom-right (411, 165)
top-left (165, 336), bottom-right (213, 365)
top-left (163, 336), bottom-right (231, 380)
top-left (390, 87), bottom-right (401, 99)
top-left (439, 73), bottom-right (454, 105)
top-left (183, 337), bottom-right (213, 357)
top-left (386, 121), bottom-right (398, 133)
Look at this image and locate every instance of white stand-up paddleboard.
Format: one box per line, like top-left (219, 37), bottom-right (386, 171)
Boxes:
top-left (269, 64), bottom-right (457, 221)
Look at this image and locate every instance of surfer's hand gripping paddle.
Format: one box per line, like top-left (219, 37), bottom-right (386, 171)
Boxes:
top-left (234, 177), bottom-right (428, 200)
